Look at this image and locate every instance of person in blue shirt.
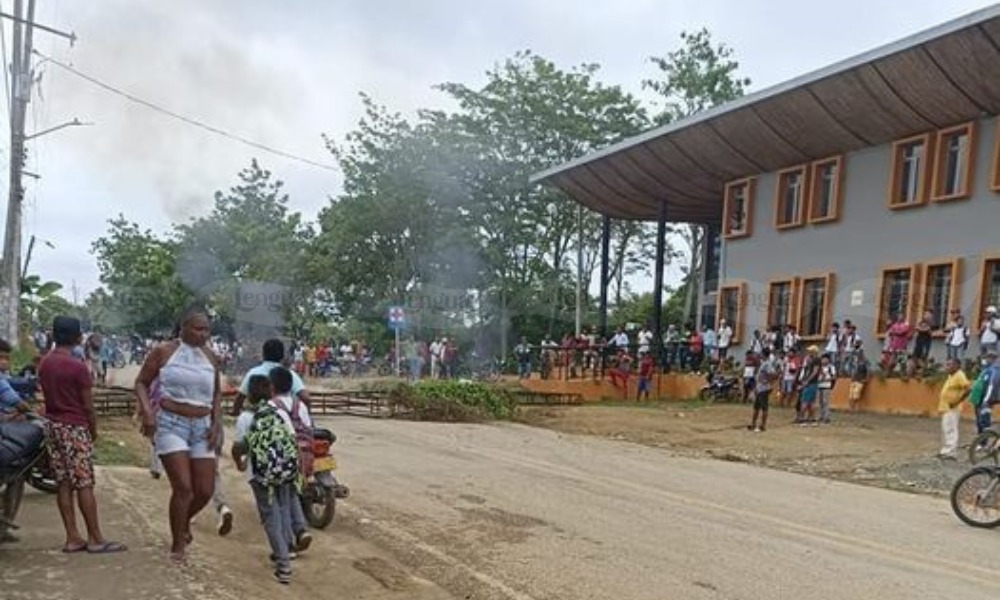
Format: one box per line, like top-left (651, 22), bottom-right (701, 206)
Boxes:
top-left (0, 338), bottom-right (33, 421)
top-left (231, 339), bottom-right (310, 416)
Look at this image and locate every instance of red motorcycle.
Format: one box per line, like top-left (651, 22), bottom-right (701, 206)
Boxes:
top-left (300, 427), bottom-right (349, 529)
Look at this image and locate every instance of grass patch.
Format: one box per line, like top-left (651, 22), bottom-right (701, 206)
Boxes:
top-left (92, 418), bottom-right (149, 468)
top-left (387, 380), bottom-right (518, 422)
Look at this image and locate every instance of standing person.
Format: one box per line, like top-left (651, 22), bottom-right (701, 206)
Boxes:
top-left (636, 352), bottom-right (654, 401)
top-left (741, 350), bottom-right (757, 403)
top-left (780, 349), bottom-right (799, 408)
top-left (442, 338), bottom-right (458, 379)
top-left (637, 326), bottom-right (653, 358)
top-left (747, 350), bottom-right (777, 432)
top-left (40, 316), bottom-right (126, 554)
top-left (840, 321), bottom-right (861, 376)
top-left (664, 324), bottom-right (680, 371)
top-left (783, 325), bottom-right (800, 355)
top-left (429, 338), bottom-right (443, 379)
top-left (937, 358), bottom-right (971, 460)
top-left (944, 310), bottom-right (969, 362)
top-left (717, 319), bottom-right (733, 360)
top-left (688, 328), bottom-right (704, 372)
top-left (913, 311), bottom-right (934, 368)
top-left (971, 350), bottom-right (1000, 434)
top-left (403, 336), bottom-right (421, 382)
top-left (702, 325), bottom-right (718, 364)
top-left (817, 354), bottom-right (837, 424)
top-left (824, 323), bottom-right (842, 372)
top-left (886, 313), bottom-right (912, 374)
top-left (797, 347), bottom-right (821, 425)
top-left (232, 375), bottom-right (298, 585)
top-left (980, 306), bottom-right (1000, 356)
top-left (514, 337), bottom-right (532, 380)
top-left (135, 306), bottom-right (221, 563)
top-left (848, 343), bottom-right (870, 412)
top-left (749, 330), bottom-right (764, 357)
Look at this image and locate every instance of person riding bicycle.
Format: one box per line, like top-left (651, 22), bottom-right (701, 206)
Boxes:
top-left (975, 350), bottom-right (1000, 433)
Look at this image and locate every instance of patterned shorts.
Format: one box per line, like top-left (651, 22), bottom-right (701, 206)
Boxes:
top-left (46, 421), bottom-right (95, 490)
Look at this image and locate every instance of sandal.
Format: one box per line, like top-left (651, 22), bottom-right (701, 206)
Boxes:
top-left (61, 542), bottom-right (88, 554)
top-left (87, 541), bottom-right (128, 554)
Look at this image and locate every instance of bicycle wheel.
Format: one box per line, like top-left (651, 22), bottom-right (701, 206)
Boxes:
top-left (951, 467), bottom-right (1000, 528)
top-left (968, 429), bottom-right (1000, 464)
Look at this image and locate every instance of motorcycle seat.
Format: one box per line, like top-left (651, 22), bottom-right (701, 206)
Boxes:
top-left (0, 421), bottom-right (44, 474)
top-left (312, 428), bottom-right (336, 443)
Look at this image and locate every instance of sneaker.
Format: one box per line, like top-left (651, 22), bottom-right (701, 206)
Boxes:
top-left (274, 568), bottom-right (291, 585)
top-left (295, 531), bottom-right (313, 553)
top-left (759, 426), bottom-right (766, 432)
top-left (217, 506), bottom-right (233, 537)
top-left (753, 427), bottom-right (762, 433)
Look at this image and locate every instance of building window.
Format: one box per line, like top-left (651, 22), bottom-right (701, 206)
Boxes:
top-left (931, 123), bottom-right (975, 201)
top-left (808, 157), bottom-right (843, 224)
top-left (716, 282), bottom-right (746, 343)
top-left (723, 179), bottom-right (754, 239)
top-left (767, 279), bottom-right (798, 329)
top-left (888, 134), bottom-right (931, 209)
top-left (919, 259), bottom-right (960, 333)
top-left (980, 257), bottom-right (1000, 319)
top-left (798, 274), bottom-right (834, 340)
top-left (774, 166), bottom-right (807, 229)
top-left (877, 265), bottom-right (918, 334)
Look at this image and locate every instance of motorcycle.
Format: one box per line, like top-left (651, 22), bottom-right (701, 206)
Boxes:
top-left (7, 378), bottom-right (57, 494)
top-left (0, 420), bottom-right (48, 542)
top-left (300, 427), bottom-right (349, 529)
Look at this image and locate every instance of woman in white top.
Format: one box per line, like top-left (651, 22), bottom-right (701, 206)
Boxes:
top-left (135, 306), bottom-right (221, 563)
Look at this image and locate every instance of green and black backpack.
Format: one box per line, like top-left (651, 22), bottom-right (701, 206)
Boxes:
top-left (245, 404), bottom-right (300, 491)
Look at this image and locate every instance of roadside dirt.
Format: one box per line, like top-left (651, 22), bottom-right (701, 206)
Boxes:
top-left (520, 401), bottom-right (972, 496)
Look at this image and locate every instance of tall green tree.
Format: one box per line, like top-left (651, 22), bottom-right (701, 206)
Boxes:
top-left (643, 29), bottom-right (751, 325)
top-left (90, 216), bottom-right (189, 335)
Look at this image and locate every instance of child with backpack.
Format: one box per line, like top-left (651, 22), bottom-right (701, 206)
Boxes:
top-left (231, 375), bottom-right (299, 585)
top-left (266, 366), bottom-right (314, 554)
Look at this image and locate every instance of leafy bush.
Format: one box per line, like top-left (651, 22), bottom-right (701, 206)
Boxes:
top-left (387, 380), bottom-right (518, 422)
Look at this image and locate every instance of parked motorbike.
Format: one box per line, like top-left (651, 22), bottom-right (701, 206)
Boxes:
top-left (300, 427), bottom-right (349, 529)
top-left (0, 421), bottom-right (48, 542)
top-left (699, 374), bottom-right (740, 402)
top-left (7, 378), bottom-right (57, 494)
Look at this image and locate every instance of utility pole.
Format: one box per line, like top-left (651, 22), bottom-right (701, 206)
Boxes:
top-left (0, 1), bottom-right (75, 345)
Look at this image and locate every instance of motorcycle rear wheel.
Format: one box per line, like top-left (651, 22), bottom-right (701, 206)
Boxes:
top-left (301, 481), bottom-right (335, 529)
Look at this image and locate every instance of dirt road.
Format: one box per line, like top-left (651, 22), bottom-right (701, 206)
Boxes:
top-left (331, 416), bottom-right (1000, 600)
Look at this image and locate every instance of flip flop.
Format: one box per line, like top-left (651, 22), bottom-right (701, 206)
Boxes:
top-left (61, 542), bottom-right (88, 554)
top-left (86, 541), bottom-right (127, 554)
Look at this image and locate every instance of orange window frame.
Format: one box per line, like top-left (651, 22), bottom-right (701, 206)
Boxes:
top-left (796, 273), bottom-right (836, 341)
top-left (887, 133), bottom-right (933, 210)
top-left (917, 257), bottom-right (962, 336)
top-left (991, 120), bottom-right (1000, 193)
top-left (978, 254), bottom-right (1000, 322)
top-left (715, 281), bottom-right (747, 344)
top-left (930, 122), bottom-right (976, 202)
top-left (767, 278), bottom-right (800, 329)
top-left (875, 264), bottom-right (921, 336)
top-left (722, 178), bottom-right (755, 240)
top-left (807, 156), bottom-right (844, 224)
top-left (774, 165), bottom-right (808, 230)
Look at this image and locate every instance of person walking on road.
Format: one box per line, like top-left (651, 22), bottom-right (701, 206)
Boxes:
top-left (134, 305), bottom-right (221, 563)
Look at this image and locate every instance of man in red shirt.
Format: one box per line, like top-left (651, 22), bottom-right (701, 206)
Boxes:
top-left (39, 316), bottom-right (125, 554)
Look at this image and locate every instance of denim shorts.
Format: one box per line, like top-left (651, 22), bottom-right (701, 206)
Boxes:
top-left (154, 410), bottom-right (214, 459)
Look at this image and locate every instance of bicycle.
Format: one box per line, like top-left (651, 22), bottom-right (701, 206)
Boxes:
top-left (968, 426), bottom-right (1000, 464)
top-left (951, 464), bottom-right (1000, 528)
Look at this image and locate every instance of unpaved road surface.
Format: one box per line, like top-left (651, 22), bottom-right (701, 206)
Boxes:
top-left (332, 417), bottom-right (1000, 600)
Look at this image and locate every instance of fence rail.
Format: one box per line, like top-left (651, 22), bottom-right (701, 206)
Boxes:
top-left (85, 384), bottom-right (579, 418)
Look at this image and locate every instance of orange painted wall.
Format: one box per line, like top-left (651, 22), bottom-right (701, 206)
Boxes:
top-left (520, 373), bottom-right (955, 418)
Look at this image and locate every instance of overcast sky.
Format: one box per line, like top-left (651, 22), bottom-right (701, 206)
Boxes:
top-left (11, 0), bottom-right (998, 301)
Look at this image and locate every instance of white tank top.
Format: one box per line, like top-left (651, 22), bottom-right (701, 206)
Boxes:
top-left (159, 343), bottom-right (215, 408)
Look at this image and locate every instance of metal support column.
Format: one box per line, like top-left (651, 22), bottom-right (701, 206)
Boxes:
top-left (598, 215), bottom-right (611, 339)
top-left (652, 201), bottom-right (667, 363)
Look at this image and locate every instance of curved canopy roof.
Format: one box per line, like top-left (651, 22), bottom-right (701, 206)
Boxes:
top-left (531, 5), bottom-right (1000, 223)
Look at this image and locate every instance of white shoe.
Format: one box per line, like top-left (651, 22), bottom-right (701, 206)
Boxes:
top-left (217, 506), bottom-right (233, 536)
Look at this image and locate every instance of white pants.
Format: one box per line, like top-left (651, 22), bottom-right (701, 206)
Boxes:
top-left (941, 409), bottom-right (960, 457)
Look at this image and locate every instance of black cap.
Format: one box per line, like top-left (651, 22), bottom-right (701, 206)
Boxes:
top-left (52, 316), bottom-right (82, 337)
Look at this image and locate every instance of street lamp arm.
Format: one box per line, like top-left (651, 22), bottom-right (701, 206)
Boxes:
top-left (24, 118), bottom-right (92, 141)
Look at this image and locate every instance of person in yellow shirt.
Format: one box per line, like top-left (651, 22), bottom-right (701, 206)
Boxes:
top-left (303, 345), bottom-right (317, 378)
top-left (939, 358), bottom-right (971, 460)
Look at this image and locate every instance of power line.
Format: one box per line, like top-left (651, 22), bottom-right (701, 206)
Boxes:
top-left (35, 50), bottom-right (338, 173)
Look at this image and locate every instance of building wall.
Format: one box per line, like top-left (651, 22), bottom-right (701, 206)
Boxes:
top-left (721, 115), bottom-right (999, 357)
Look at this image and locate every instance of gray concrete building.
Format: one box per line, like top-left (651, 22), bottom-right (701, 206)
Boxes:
top-left (534, 5), bottom-right (1000, 360)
